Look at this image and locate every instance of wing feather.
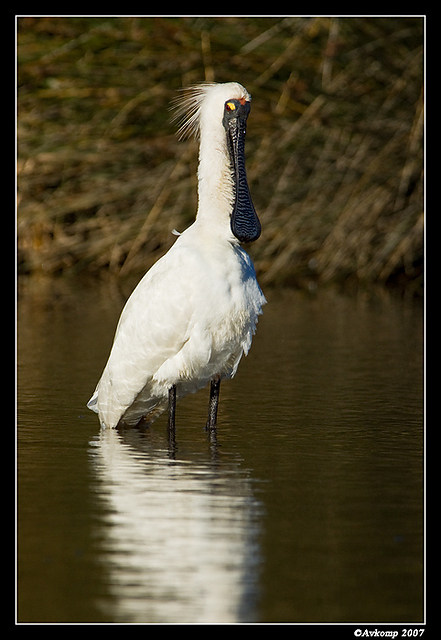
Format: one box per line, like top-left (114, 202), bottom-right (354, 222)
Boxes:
top-left (90, 242), bottom-right (198, 427)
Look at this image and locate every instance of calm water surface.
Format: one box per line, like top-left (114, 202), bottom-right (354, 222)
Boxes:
top-left (17, 278), bottom-right (424, 623)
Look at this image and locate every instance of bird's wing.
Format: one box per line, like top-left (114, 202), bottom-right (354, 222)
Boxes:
top-left (91, 243), bottom-right (203, 427)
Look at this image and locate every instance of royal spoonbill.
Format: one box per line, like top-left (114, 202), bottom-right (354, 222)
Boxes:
top-left (87, 82), bottom-right (266, 431)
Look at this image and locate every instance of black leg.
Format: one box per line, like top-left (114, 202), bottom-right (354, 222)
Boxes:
top-left (168, 384), bottom-right (176, 432)
top-left (206, 377), bottom-right (221, 432)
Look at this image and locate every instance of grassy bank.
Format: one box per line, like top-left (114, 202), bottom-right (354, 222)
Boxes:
top-left (17, 16), bottom-right (424, 291)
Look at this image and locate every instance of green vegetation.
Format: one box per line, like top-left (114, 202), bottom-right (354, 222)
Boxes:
top-left (17, 16), bottom-right (424, 291)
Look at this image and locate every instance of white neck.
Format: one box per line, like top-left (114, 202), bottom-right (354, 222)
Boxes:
top-left (195, 112), bottom-right (234, 238)
top-left (174, 82), bottom-right (251, 240)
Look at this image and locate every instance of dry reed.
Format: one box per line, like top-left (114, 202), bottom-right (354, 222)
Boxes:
top-left (17, 16), bottom-right (424, 291)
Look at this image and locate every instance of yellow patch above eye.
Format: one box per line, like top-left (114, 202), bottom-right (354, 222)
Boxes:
top-left (226, 102), bottom-right (236, 111)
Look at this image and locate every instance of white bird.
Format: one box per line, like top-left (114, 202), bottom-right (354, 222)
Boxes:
top-left (87, 82), bottom-right (266, 431)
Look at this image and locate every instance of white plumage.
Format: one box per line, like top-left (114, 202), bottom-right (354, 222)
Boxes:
top-left (88, 82), bottom-right (266, 430)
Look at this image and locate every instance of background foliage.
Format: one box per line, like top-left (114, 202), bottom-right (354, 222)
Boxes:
top-left (17, 16), bottom-right (424, 291)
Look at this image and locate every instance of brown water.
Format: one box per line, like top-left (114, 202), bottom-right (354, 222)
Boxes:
top-left (17, 277), bottom-right (424, 623)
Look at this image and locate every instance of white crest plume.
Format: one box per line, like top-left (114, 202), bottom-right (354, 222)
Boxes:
top-left (170, 83), bottom-right (217, 140)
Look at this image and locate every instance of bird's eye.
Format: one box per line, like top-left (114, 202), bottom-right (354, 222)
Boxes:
top-left (225, 101), bottom-right (236, 111)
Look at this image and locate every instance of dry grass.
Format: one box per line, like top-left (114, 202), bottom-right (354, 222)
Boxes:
top-left (17, 16), bottom-right (424, 291)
